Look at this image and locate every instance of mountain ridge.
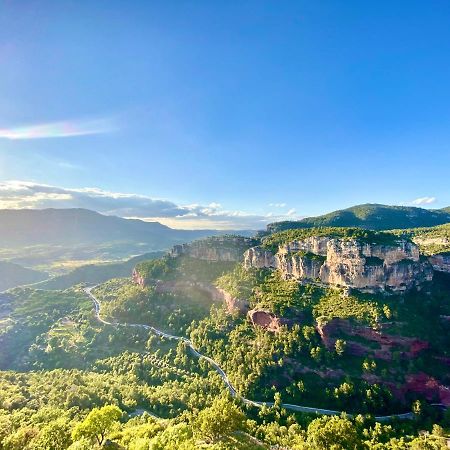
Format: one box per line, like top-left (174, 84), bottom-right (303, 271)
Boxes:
top-left (0, 208), bottom-right (253, 248)
top-left (267, 203), bottom-right (450, 233)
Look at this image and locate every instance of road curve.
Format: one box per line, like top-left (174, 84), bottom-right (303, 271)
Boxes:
top-left (84, 286), bottom-right (414, 422)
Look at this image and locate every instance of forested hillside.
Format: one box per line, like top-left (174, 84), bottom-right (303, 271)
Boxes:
top-left (267, 204), bottom-right (450, 233)
top-left (1, 232), bottom-right (450, 448)
top-left (0, 261), bottom-right (48, 291)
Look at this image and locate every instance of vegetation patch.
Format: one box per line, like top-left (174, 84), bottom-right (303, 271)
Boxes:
top-left (136, 255), bottom-right (237, 284)
top-left (312, 290), bottom-right (383, 327)
top-left (262, 227), bottom-right (403, 253)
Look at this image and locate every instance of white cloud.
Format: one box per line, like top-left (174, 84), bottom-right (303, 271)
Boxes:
top-left (0, 180), bottom-right (301, 230)
top-left (0, 117), bottom-right (116, 140)
top-left (411, 196), bottom-right (436, 205)
top-left (269, 202), bottom-right (287, 208)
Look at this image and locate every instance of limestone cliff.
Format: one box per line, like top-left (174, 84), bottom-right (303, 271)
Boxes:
top-left (244, 236), bottom-right (433, 293)
top-left (428, 253), bottom-right (450, 273)
top-left (170, 236), bottom-right (256, 262)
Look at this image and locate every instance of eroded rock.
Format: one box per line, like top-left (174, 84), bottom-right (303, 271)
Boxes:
top-left (247, 309), bottom-right (286, 332)
top-left (244, 236), bottom-right (433, 293)
top-left (316, 318), bottom-right (429, 361)
top-left (428, 253), bottom-right (450, 273)
top-left (170, 236), bottom-right (256, 262)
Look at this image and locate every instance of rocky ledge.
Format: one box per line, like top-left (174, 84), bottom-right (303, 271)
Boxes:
top-left (428, 253), bottom-right (450, 273)
top-left (170, 236), bottom-right (256, 262)
top-left (244, 236), bottom-right (433, 293)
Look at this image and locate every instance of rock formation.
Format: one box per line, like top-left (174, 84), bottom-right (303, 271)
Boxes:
top-left (244, 236), bottom-right (433, 293)
top-left (170, 236), bottom-right (256, 262)
top-left (131, 274), bottom-right (249, 314)
top-left (132, 268), bottom-right (146, 287)
top-left (428, 253), bottom-right (450, 273)
top-left (316, 318), bottom-right (429, 360)
top-left (247, 309), bottom-right (285, 332)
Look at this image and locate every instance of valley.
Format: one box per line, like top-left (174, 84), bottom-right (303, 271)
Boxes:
top-left (1, 205), bottom-right (450, 448)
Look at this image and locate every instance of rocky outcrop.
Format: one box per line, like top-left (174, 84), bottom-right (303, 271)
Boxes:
top-left (404, 373), bottom-right (450, 406)
top-left (428, 253), bottom-right (450, 273)
top-left (244, 247), bottom-right (277, 268)
top-left (171, 236), bottom-right (256, 262)
top-left (132, 276), bottom-right (249, 314)
top-left (132, 268), bottom-right (146, 287)
top-left (316, 318), bottom-right (429, 361)
top-left (202, 285), bottom-right (249, 314)
top-left (248, 309), bottom-right (286, 332)
top-left (244, 236), bottom-right (433, 293)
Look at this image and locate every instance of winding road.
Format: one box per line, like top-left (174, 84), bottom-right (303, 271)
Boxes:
top-left (84, 286), bottom-right (414, 422)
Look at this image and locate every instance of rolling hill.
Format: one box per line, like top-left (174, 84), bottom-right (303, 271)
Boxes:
top-left (0, 261), bottom-right (48, 291)
top-left (267, 204), bottom-right (450, 233)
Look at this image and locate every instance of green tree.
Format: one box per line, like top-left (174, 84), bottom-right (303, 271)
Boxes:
top-left (72, 405), bottom-right (122, 446)
top-left (148, 423), bottom-right (195, 450)
top-left (67, 437), bottom-right (92, 450)
top-left (409, 432), bottom-right (447, 450)
top-left (307, 415), bottom-right (358, 450)
top-left (334, 339), bottom-right (346, 356)
top-left (195, 397), bottom-right (245, 441)
top-left (34, 419), bottom-right (72, 450)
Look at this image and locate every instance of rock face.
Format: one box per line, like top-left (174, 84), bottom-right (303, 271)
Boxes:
top-left (247, 309), bottom-right (285, 332)
top-left (131, 275), bottom-right (249, 314)
top-left (170, 236), bottom-right (255, 262)
top-left (428, 253), bottom-right (450, 273)
top-left (244, 236), bottom-right (433, 293)
top-left (316, 318), bottom-right (429, 360)
top-left (404, 373), bottom-right (450, 406)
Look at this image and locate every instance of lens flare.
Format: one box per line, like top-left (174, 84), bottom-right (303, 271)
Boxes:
top-left (0, 118), bottom-right (116, 140)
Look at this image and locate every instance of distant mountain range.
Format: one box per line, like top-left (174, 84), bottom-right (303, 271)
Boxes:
top-left (0, 208), bottom-right (253, 271)
top-left (267, 204), bottom-right (450, 233)
top-left (0, 208), bottom-right (251, 248)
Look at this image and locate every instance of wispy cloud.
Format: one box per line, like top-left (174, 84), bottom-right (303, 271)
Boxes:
top-left (286, 208), bottom-right (297, 216)
top-left (0, 181), bottom-right (300, 230)
top-left (0, 117), bottom-right (116, 140)
top-left (411, 196), bottom-right (436, 206)
top-left (269, 202), bottom-right (287, 208)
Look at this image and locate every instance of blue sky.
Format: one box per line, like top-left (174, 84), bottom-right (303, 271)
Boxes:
top-left (0, 1), bottom-right (449, 229)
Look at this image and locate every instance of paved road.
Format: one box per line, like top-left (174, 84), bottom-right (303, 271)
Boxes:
top-left (84, 286), bottom-right (414, 422)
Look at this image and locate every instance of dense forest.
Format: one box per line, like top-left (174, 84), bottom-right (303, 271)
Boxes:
top-left (1, 225), bottom-right (450, 448)
top-left (266, 204), bottom-right (450, 233)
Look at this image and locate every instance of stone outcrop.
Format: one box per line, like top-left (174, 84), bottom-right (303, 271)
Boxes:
top-left (404, 373), bottom-right (450, 406)
top-left (200, 285), bottom-right (248, 314)
top-left (428, 253), bottom-right (450, 273)
top-left (316, 318), bottom-right (429, 361)
top-left (132, 275), bottom-right (249, 314)
top-left (248, 309), bottom-right (286, 332)
top-left (244, 236), bottom-right (433, 293)
top-left (170, 236), bottom-right (256, 262)
top-left (243, 247), bottom-right (277, 268)
top-left (157, 280), bottom-right (249, 313)
top-left (132, 268), bottom-right (146, 287)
